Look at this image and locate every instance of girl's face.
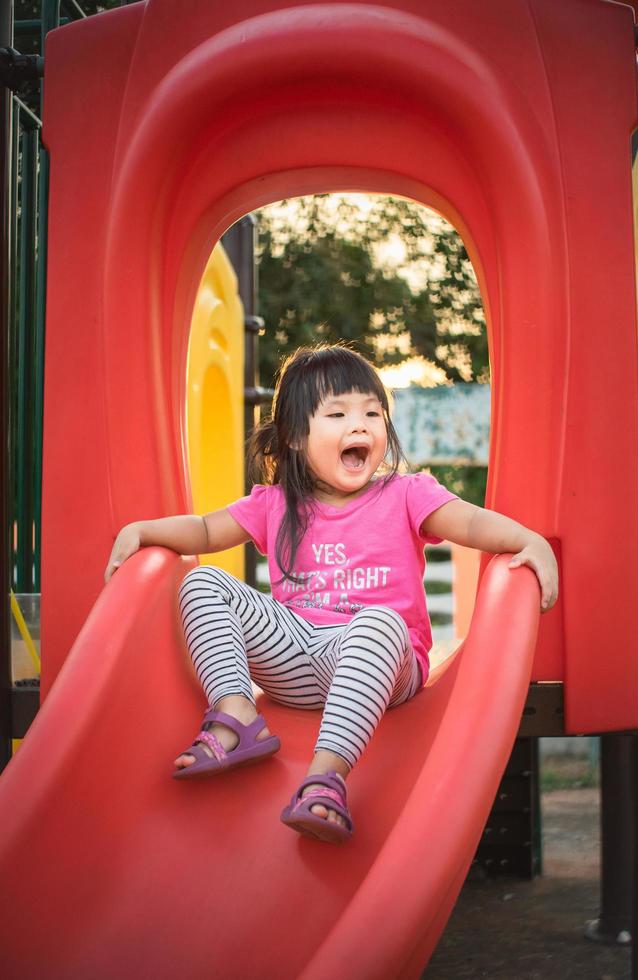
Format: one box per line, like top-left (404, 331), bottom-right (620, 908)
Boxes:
top-left (305, 389), bottom-right (388, 503)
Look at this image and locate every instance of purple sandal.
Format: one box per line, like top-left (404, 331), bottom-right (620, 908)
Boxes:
top-left (280, 771), bottom-right (354, 843)
top-left (173, 708), bottom-right (280, 780)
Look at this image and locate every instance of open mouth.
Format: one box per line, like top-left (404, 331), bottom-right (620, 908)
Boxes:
top-left (340, 445), bottom-right (369, 471)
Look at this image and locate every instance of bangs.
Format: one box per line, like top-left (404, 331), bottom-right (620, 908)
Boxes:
top-left (286, 346), bottom-right (390, 423)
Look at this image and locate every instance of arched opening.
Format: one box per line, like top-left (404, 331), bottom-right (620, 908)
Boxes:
top-left (184, 191), bottom-right (491, 663)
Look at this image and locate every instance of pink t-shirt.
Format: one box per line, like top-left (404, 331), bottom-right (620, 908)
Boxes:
top-left (227, 473), bottom-right (457, 681)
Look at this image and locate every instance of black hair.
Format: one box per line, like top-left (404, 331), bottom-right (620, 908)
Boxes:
top-left (247, 343), bottom-right (405, 581)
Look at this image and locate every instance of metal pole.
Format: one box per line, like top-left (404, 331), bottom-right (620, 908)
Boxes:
top-left (33, 142), bottom-right (47, 591)
top-left (585, 733), bottom-right (634, 946)
top-left (222, 215), bottom-right (265, 589)
top-left (633, 732), bottom-right (638, 979)
top-left (0, 0), bottom-right (14, 771)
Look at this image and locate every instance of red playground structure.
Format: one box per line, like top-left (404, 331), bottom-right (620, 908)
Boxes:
top-left (1, 1), bottom-right (637, 977)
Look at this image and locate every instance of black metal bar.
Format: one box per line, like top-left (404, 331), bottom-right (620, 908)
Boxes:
top-left (633, 733), bottom-right (638, 979)
top-left (33, 147), bottom-right (48, 591)
top-left (222, 218), bottom-right (258, 327)
top-left (585, 733), bottom-right (634, 946)
top-left (41, 1), bottom-right (61, 57)
top-left (244, 386), bottom-right (274, 407)
top-left (8, 88), bottom-right (16, 592)
top-left (474, 737), bottom-right (540, 878)
top-left (245, 313), bottom-right (264, 332)
top-left (599, 734), bottom-right (633, 940)
top-left (0, 48), bottom-right (43, 91)
top-left (518, 682), bottom-right (564, 737)
top-left (14, 96), bottom-right (40, 130)
top-left (16, 125), bottom-right (38, 591)
top-left (220, 217), bottom-right (260, 431)
top-left (10, 682), bottom-right (39, 739)
top-left (0, 0), bottom-right (14, 771)
top-left (61, 0), bottom-right (87, 19)
top-left (26, 124), bottom-right (38, 590)
top-left (13, 23), bottom-right (46, 597)
top-left (221, 216), bottom-right (261, 588)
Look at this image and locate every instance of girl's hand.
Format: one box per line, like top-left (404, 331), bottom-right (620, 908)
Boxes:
top-left (508, 538), bottom-right (558, 613)
top-left (104, 523), bottom-right (142, 583)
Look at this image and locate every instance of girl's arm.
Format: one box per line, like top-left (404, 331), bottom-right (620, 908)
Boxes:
top-left (422, 499), bottom-right (558, 612)
top-left (104, 509), bottom-right (250, 583)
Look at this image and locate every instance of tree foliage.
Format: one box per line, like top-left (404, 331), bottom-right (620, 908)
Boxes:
top-left (256, 195), bottom-right (488, 388)
top-left (257, 227), bottom-right (439, 379)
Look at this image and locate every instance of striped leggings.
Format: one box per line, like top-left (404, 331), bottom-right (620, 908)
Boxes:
top-left (178, 566), bottom-right (422, 769)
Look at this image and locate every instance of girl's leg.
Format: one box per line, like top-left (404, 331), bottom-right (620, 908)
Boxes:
top-left (303, 607), bottom-right (420, 824)
top-left (313, 605), bottom-right (419, 769)
top-left (176, 565), bottom-right (320, 766)
top-left (178, 566), bottom-right (253, 707)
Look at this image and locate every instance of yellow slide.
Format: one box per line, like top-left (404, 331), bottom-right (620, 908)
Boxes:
top-left (186, 242), bottom-right (245, 576)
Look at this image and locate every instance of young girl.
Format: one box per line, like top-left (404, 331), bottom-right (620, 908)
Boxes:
top-left (104, 344), bottom-right (558, 844)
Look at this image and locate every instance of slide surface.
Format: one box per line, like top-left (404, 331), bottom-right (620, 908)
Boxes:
top-left (0, 554), bottom-right (539, 979)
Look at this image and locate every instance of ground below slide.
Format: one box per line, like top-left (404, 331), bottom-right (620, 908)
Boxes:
top-left (427, 786), bottom-right (630, 979)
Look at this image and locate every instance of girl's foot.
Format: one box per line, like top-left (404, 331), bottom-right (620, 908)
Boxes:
top-left (302, 750), bottom-right (351, 828)
top-left (280, 769), bottom-right (354, 842)
top-left (174, 696), bottom-right (271, 771)
top-left (301, 772), bottom-right (348, 828)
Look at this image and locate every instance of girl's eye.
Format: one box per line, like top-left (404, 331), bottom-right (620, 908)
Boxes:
top-left (327, 412), bottom-right (344, 418)
top-left (366, 411), bottom-right (381, 417)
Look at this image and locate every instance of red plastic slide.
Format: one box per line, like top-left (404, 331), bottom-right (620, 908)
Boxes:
top-left (0, 553), bottom-right (539, 979)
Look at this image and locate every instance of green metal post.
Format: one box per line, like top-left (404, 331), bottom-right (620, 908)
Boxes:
top-left (33, 145), bottom-right (47, 590)
top-left (1, 0), bottom-right (14, 769)
top-left (41, 0), bottom-right (61, 48)
top-left (16, 125), bottom-right (38, 590)
top-left (8, 89), bottom-right (16, 588)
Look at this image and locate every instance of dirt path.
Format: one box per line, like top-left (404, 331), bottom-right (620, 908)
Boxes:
top-left (426, 788), bottom-right (630, 979)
